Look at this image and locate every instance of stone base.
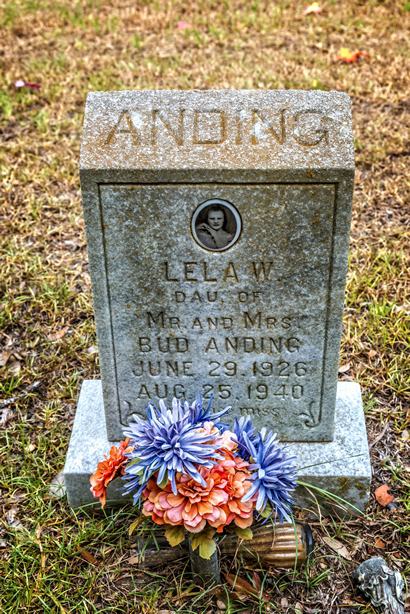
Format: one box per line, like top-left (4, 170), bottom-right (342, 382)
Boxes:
top-left (63, 380), bottom-right (371, 513)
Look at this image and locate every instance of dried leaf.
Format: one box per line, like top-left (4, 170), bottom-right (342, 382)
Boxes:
top-left (304, 3), bottom-right (322, 15)
top-left (374, 537), bottom-right (385, 549)
top-left (8, 360), bottom-right (21, 375)
top-left (337, 48), bottom-right (369, 63)
top-left (338, 363), bottom-right (351, 373)
top-left (0, 407), bottom-right (13, 427)
top-left (374, 484), bottom-right (394, 507)
top-left (128, 515), bottom-right (143, 536)
top-left (225, 573), bottom-right (260, 598)
top-left (0, 351), bottom-right (12, 367)
top-left (6, 507), bottom-right (24, 530)
top-left (401, 429), bottom-right (409, 442)
top-left (127, 555), bottom-right (140, 565)
top-left (47, 326), bottom-right (69, 341)
top-left (76, 546), bottom-right (98, 565)
top-left (322, 536), bottom-right (352, 560)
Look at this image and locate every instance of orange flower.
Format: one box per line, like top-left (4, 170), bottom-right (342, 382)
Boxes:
top-left (142, 450), bottom-right (254, 533)
top-left (90, 439), bottom-right (131, 508)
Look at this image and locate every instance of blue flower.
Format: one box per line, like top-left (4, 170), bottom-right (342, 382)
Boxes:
top-left (232, 415), bottom-right (258, 461)
top-left (189, 394), bottom-right (230, 429)
top-left (241, 429), bottom-right (297, 522)
top-left (123, 398), bottom-right (221, 504)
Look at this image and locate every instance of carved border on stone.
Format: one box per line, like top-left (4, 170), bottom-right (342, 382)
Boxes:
top-left (94, 182), bottom-right (338, 437)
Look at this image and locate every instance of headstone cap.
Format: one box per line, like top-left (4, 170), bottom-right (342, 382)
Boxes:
top-left (80, 89), bottom-right (354, 172)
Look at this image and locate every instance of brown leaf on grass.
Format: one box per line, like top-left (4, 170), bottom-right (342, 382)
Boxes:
top-left (224, 573), bottom-right (266, 600)
top-left (336, 48), bottom-right (369, 63)
top-left (47, 326), bottom-right (69, 341)
top-left (127, 555), bottom-right (140, 565)
top-left (76, 546), bottom-right (98, 565)
top-left (338, 363), bottom-right (351, 373)
top-left (322, 536), bottom-right (352, 560)
top-left (0, 351), bottom-right (12, 367)
top-left (0, 407), bottom-right (13, 427)
top-left (8, 360), bottom-right (21, 375)
top-left (6, 506), bottom-right (25, 530)
top-left (374, 484), bottom-right (394, 507)
top-left (374, 537), bottom-right (386, 549)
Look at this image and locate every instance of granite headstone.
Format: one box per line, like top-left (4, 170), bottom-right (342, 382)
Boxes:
top-left (64, 90), bottom-right (371, 509)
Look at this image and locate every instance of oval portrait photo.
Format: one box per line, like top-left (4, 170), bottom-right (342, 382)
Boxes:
top-left (191, 199), bottom-right (242, 252)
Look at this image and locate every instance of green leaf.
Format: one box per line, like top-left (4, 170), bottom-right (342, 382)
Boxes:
top-left (199, 538), bottom-right (217, 560)
top-left (259, 504), bottom-right (272, 519)
top-left (235, 526), bottom-right (253, 540)
top-left (190, 534), bottom-right (201, 551)
top-left (158, 472), bottom-right (168, 489)
top-left (165, 525), bottom-right (185, 547)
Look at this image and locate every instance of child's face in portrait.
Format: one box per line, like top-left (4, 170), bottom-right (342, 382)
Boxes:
top-left (207, 209), bottom-right (224, 230)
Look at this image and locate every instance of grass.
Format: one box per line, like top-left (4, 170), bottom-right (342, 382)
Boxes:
top-left (0, 0), bottom-right (409, 612)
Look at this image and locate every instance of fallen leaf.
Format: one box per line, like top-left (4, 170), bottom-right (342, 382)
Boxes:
top-left (87, 345), bottom-right (98, 354)
top-left (368, 349), bottom-right (377, 359)
top-left (304, 3), bottom-right (322, 15)
top-left (0, 407), bottom-right (13, 427)
top-left (0, 351), bottom-right (12, 367)
top-left (374, 484), bottom-right (394, 507)
top-left (127, 555), bottom-right (140, 565)
top-left (374, 537), bottom-right (385, 549)
top-left (128, 515), bottom-right (144, 536)
top-left (225, 573), bottom-right (262, 599)
top-left (401, 429), bottom-right (409, 442)
top-left (76, 546), bottom-right (98, 565)
top-left (177, 20), bottom-right (190, 30)
top-left (14, 79), bottom-right (41, 90)
top-left (338, 363), bottom-right (351, 373)
top-left (6, 506), bottom-right (25, 530)
top-left (47, 326), bottom-right (69, 341)
top-left (322, 536), bottom-right (352, 560)
top-left (216, 600), bottom-right (226, 610)
top-left (8, 360), bottom-right (21, 375)
top-left (336, 48), bottom-right (369, 63)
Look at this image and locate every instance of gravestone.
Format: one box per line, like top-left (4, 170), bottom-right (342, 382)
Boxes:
top-left (64, 90), bottom-right (371, 510)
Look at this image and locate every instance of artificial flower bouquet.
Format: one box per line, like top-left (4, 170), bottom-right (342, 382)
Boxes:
top-left (90, 398), bottom-right (297, 559)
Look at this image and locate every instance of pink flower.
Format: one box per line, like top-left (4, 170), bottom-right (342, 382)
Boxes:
top-left (177, 20), bottom-right (190, 30)
top-left (142, 450), bottom-right (254, 533)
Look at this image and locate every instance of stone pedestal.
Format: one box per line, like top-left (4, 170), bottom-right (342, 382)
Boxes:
top-left (63, 380), bottom-right (371, 511)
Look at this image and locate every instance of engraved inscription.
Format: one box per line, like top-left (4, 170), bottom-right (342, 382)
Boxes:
top-left (98, 183), bottom-right (337, 441)
top-left (104, 108), bottom-right (331, 148)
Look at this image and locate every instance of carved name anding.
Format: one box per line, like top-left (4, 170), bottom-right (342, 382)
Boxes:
top-left (105, 108), bottom-right (330, 147)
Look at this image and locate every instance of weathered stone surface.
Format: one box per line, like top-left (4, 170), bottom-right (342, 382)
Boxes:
top-left (63, 380), bottom-right (371, 510)
top-left (80, 90), bottom-right (354, 442)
